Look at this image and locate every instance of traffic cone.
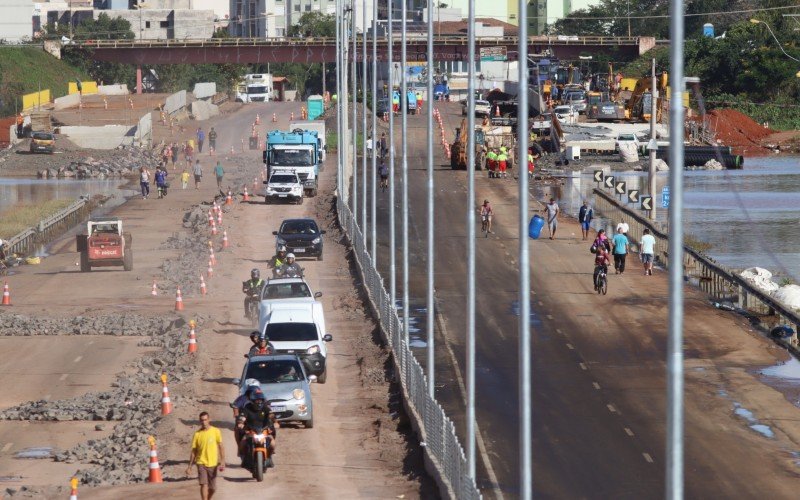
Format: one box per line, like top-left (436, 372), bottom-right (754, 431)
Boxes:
top-left (160, 374), bottom-right (172, 415)
top-left (199, 276), bottom-right (207, 296)
top-left (216, 211), bottom-right (223, 225)
top-left (210, 249), bottom-right (217, 266)
top-left (210, 221), bottom-right (218, 236)
top-left (255, 113), bottom-right (261, 125)
top-left (222, 230), bottom-right (230, 249)
top-left (272, 113), bottom-right (277, 122)
top-left (253, 178), bottom-right (258, 191)
top-left (1, 282), bottom-right (10, 306)
top-left (188, 320), bottom-right (198, 353)
top-left (207, 211), bottom-right (214, 225)
top-left (147, 436), bottom-right (163, 482)
top-left (290, 112), bottom-right (294, 121)
top-left (243, 187), bottom-right (250, 202)
top-left (226, 190), bottom-right (233, 205)
top-left (151, 280), bottom-right (158, 297)
top-left (174, 287), bottom-right (184, 311)
top-left (69, 477), bottom-right (78, 500)
top-left (207, 260), bottom-right (214, 278)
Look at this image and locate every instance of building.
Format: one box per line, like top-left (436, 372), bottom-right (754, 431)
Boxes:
top-left (96, 8), bottom-right (216, 39)
top-left (528, 0), bottom-right (603, 35)
top-left (0, 1), bottom-right (34, 42)
top-left (229, 0), bottom-right (373, 39)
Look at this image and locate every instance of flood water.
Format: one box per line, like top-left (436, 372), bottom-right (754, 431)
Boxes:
top-left (0, 177), bottom-right (131, 218)
top-left (536, 156), bottom-right (800, 282)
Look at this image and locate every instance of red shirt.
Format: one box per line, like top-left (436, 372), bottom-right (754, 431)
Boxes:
top-left (595, 249), bottom-right (610, 267)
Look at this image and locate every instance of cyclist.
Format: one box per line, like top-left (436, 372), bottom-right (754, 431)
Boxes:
top-left (593, 243), bottom-right (611, 291)
top-left (480, 199), bottom-right (494, 235)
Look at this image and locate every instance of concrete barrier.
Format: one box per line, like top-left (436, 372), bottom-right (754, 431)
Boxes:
top-left (134, 113), bottom-right (152, 148)
top-left (192, 82), bottom-right (217, 100)
top-left (98, 85), bottom-right (130, 96)
top-left (22, 90), bottom-right (51, 111)
top-left (68, 81), bottom-right (99, 95)
top-left (54, 93), bottom-right (82, 110)
top-left (164, 90), bottom-right (187, 115)
top-left (58, 125), bottom-right (135, 149)
top-left (189, 100), bottom-right (220, 121)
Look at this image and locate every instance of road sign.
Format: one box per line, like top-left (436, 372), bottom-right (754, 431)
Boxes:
top-left (662, 186), bottom-right (670, 208)
top-left (641, 196), bottom-right (653, 210)
top-left (628, 189), bottom-right (639, 203)
top-left (480, 46), bottom-right (507, 62)
top-left (615, 181), bottom-right (626, 195)
top-left (604, 175), bottom-right (615, 189)
top-left (647, 138), bottom-right (658, 152)
top-left (593, 170), bottom-right (604, 183)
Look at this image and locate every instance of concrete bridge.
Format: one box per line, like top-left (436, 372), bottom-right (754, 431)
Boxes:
top-left (76, 35), bottom-right (655, 65)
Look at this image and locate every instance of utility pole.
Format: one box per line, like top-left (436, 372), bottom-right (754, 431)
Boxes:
top-left (648, 57), bottom-right (657, 220)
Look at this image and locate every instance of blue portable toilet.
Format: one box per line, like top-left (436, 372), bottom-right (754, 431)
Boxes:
top-left (307, 95), bottom-right (324, 120)
top-left (528, 215), bottom-right (545, 239)
top-left (703, 23), bottom-right (714, 38)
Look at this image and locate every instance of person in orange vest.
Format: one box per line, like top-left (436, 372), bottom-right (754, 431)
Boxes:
top-left (527, 152), bottom-right (535, 179)
top-left (301, 106), bottom-right (307, 119)
top-left (15, 113), bottom-right (24, 138)
top-left (416, 92), bottom-right (423, 113)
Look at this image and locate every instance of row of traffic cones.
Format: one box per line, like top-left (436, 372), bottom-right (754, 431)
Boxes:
top-left (66, 434), bottom-right (164, 489)
top-left (433, 108), bottom-right (451, 158)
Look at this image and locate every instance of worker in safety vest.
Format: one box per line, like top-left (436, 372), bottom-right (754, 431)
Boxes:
top-left (486, 149), bottom-right (497, 177)
top-left (416, 92), bottom-right (423, 113)
top-left (497, 150), bottom-right (508, 178)
top-left (527, 153), bottom-right (535, 179)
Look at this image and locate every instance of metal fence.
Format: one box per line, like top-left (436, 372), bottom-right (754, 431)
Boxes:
top-left (336, 197), bottom-right (481, 499)
top-left (4, 197), bottom-right (89, 258)
top-left (593, 188), bottom-right (800, 345)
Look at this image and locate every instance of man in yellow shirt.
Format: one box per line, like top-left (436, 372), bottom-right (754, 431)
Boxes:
top-left (186, 411), bottom-right (225, 500)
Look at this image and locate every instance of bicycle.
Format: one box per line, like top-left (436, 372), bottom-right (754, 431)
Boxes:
top-left (481, 214), bottom-right (490, 237)
top-left (594, 266), bottom-right (608, 295)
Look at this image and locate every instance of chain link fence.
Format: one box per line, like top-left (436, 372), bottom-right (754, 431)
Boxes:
top-left (336, 196), bottom-right (481, 499)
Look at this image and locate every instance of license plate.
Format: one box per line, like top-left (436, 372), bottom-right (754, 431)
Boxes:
top-left (278, 194), bottom-right (287, 198)
top-left (270, 405), bottom-right (286, 412)
top-left (293, 248), bottom-right (305, 253)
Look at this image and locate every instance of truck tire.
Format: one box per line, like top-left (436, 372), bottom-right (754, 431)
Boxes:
top-left (317, 369), bottom-right (326, 384)
top-left (123, 248), bottom-right (133, 271)
top-left (80, 251), bottom-right (90, 272)
top-left (317, 252), bottom-right (323, 262)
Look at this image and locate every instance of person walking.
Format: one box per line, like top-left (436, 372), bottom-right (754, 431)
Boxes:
top-left (640, 228), bottom-right (656, 276)
top-left (208, 127), bottom-right (217, 152)
top-left (197, 128), bottom-right (205, 153)
top-left (15, 113), bottom-right (24, 138)
top-left (578, 201), bottom-right (593, 241)
top-left (379, 159), bottom-right (389, 192)
top-left (155, 166), bottom-right (168, 198)
top-left (193, 160), bottom-right (203, 190)
top-left (184, 142), bottom-right (194, 168)
top-left (139, 166), bottom-right (151, 199)
top-left (612, 227), bottom-right (630, 274)
top-left (171, 143), bottom-right (179, 170)
top-left (379, 133), bottom-right (388, 159)
top-left (186, 411), bottom-right (225, 500)
top-left (545, 198), bottom-right (560, 240)
top-left (181, 168), bottom-right (190, 190)
top-left (214, 161), bottom-right (224, 190)
top-left (366, 134), bottom-right (373, 157)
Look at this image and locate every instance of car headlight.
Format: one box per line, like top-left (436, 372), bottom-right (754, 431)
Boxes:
top-left (276, 237), bottom-right (286, 245)
top-left (307, 345), bottom-right (320, 354)
top-left (293, 389), bottom-right (305, 400)
top-left (312, 237), bottom-right (321, 244)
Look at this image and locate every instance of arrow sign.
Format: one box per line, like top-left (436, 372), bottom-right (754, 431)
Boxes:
top-left (628, 189), bottom-right (639, 203)
top-left (641, 196), bottom-right (653, 210)
top-left (615, 181), bottom-right (626, 195)
top-left (604, 175), bottom-right (615, 189)
top-left (593, 170), bottom-right (604, 183)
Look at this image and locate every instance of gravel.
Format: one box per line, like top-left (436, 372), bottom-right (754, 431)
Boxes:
top-left (0, 313), bottom-right (177, 337)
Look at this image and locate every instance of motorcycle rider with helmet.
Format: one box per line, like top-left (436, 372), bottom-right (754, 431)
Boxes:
top-left (268, 245), bottom-right (288, 274)
top-left (242, 269), bottom-right (265, 319)
top-left (239, 392), bottom-right (277, 467)
top-left (246, 335), bottom-right (275, 357)
top-left (276, 253), bottom-right (303, 278)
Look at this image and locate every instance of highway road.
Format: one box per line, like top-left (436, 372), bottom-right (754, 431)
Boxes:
top-left (368, 102), bottom-right (800, 498)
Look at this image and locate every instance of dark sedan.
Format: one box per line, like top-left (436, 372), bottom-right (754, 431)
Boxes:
top-left (273, 218), bottom-right (326, 261)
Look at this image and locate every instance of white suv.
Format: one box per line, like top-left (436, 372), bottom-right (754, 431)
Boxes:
top-left (265, 171), bottom-right (303, 205)
top-left (260, 302), bottom-right (332, 383)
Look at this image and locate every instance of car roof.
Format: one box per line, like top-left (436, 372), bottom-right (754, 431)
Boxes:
top-left (265, 277), bottom-right (309, 285)
top-left (247, 354), bottom-right (299, 363)
top-left (280, 218), bottom-right (317, 224)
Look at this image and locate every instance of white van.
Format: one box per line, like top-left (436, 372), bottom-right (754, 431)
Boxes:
top-left (260, 302), bottom-right (332, 383)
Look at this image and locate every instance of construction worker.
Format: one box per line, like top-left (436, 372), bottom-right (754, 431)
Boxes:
top-left (15, 113), bottom-right (24, 138)
top-left (497, 149), bottom-right (508, 179)
top-left (486, 148), bottom-right (497, 177)
top-left (208, 127), bottom-right (217, 152)
top-left (416, 92), bottom-right (423, 113)
top-left (527, 152), bottom-right (535, 179)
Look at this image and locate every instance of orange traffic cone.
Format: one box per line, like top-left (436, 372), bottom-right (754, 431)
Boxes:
top-left (216, 211), bottom-right (223, 225)
top-left (69, 477), bottom-right (78, 500)
top-left (255, 113), bottom-right (261, 125)
top-left (151, 280), bottom-right (158, 297)
top-left (188, 320), bottom-right (198, 353)
top-left (147, 436), bottom-right (163, 482)
top-left (174, 287), bottom-right (184, 311)
top-left (243, 186), bottom-right (250, 201)
top-left (253, 178), bottom-right (258, 190)
top-left (272, 113), bottom-right (277, 122)
top-left (225, 190), bottom-right (233, 205)
top-left (210, 249), bottom-right (217, 266)
top-left (199, 276), bottom-right (207, 296)
top-left (222, 230), bottom-right (230, 249)
top-left (207, 260), bottom-right (214, 278)
top-left (290, 112), bottom-right (294, 121)
top-left (1, 282), bottom-right (10, 306)
top-left (160, 374), bottom-right (172, 415)
top-left (210, 221), bottom-right (218, 236)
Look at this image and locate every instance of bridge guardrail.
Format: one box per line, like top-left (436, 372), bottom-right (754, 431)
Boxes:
top-left (593, 187), bottom-right (800, 345)
top-left (4, 197), bottom-right (89, 259)
top-left (336, 196), bottom-right (481, 499)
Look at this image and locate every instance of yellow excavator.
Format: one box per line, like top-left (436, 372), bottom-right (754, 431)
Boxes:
top-left (625, 72), bottom-right (668, 122)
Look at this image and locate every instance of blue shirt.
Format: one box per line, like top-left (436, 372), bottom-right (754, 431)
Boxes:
top-left (612, 234), bottom-right (629, 254)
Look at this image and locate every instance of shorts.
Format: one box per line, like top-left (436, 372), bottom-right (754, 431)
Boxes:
top-left (194, 174), bottom-right (202, 182)
top-left (548, 218), bottom-right (557, 230)
top-left (581, 221), bottom-right (590, 231)
top-left (642, 253), bottom-right (654, 264)
top-left (197, 465), bottom-right (218, 488)
top-left (380, 174), bottom-right (388, 180)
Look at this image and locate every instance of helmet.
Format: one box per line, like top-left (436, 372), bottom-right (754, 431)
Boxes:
top-left (277, 245), bottom-right (287, 253)
top-left (286, 253), bottom-right (295, 260)
top-left (245, 378), bottom-right (260, 388)
top-left (252, 392), bottom-right (266, 401)
top-left (250, 268), bottom-right (260, 280)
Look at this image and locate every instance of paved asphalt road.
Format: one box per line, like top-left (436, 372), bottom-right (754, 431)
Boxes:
top-left (365, 102), bottom-right (800, 499)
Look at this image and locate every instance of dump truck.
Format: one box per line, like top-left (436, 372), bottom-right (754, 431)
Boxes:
top-left (76, 217), bottom-right (132, 272)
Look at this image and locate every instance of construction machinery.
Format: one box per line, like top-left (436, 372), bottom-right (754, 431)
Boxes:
top-left (76, 217), bottom-right (132, 272)
top-left (450, 118), bottom-right (486, 170)
top-left (624, 72), bottom-right (668, 122)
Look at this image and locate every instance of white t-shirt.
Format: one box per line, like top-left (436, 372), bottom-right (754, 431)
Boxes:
top-left (640, 234), bottom-right (656, 255)
top-left (616, 222), bottom-right (629, 234)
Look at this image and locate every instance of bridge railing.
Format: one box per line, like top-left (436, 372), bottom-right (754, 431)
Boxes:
top-left (336, 196), bottom-right (481, 499)
top-left (4, 197), bottom-right (90, 259)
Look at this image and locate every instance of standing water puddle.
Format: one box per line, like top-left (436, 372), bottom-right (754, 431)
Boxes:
top-left (759, 356), bottom-right (800, 380)
top-left (13, 447), bottom-right (53, 459)
top-left (396, 300), bottom-right (429, 348)
top-left (732, 403), bottom-right (775, 439)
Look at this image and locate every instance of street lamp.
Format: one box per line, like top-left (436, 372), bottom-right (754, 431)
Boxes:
top-left (750, 19), bottom-right (800, 63)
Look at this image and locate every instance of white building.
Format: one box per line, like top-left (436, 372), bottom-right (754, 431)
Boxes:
top-left (0, 1), bottom-right (34, 42)
top-left (229, 0), bottom-right (372, 39)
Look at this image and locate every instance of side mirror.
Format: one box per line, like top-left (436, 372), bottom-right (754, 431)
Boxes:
top-left (322, 334), bottom-right (333, 342)
top-left (320, 230), bottom-right (327, 235)
top-left (232, 378), bottom-right (241, 385)
top-left (314, 291), bottom-right (322, 298)
top-left (263, 180), bottom-right (268, 184)
top-left (308, 375), bottom-right (318, 383)
top-left (272, 231), bottom-right (278, 235)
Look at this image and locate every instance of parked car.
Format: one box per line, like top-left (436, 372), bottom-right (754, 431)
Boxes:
top-left (462, 99), bottom-right (491, 117)
top-left (615, 133), bottom-right (640, 152)
top-left (233, 354), bottom-right (316, 427)
top-left (261, 302), bottom-right (333, 383)
top-left (273, 218), bottom-right (325, 260)
top-left (29, 132), bottom-right (55, 154)
top-left (553, 105), bottom-right (575, 122)
top-left (562, 91), bottom-right (587, 114)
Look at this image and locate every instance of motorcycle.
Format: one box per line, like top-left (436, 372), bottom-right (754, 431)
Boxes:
top-left (245, 293), bottom-right (260, 327)
top-left (275, 266), bottom-right (305, 279)
top-left (243, 427), bottom-right (273, 482)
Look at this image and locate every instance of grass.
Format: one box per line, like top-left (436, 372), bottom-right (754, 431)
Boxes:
top-left (0, 47), bottom-right (91, 116)
top-left (0, 199), bottom-right (75, 240)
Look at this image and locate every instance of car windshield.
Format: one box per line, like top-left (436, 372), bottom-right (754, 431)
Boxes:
top-left (279, 220), bottom-right (319, 235)
top-left (555, 107), bottom-right (570, 113)
top-left (246, 359), bottom-right (304, 384)
top-left (33, 133), bottom-right (52, 140)
top-left (270, 174), bottom-right (297, 184)
top-left (262, 282), bottom-right (311, 300)
top-left (265, 322), bottom-right (318, 342)
top-left (618, 134), bottom-right (636, 141)
top-left (270, 149), bottom-right (314, 166)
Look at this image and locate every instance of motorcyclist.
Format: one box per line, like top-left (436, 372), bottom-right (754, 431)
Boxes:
top-left (240, 392), bottom-right (277, 467)
top-left (246, 335), bottom-right (275, 357)
top-left (268, 245), bottom-right (288, 275)
top-left (276, 253), bottom-right (303, 278)
top-left (593, 242), bottom-right (611, 290)
top-left (242, 269), bottom-right (265, 319)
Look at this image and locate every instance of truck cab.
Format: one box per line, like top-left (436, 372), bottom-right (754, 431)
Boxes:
top-left (266, 129), bottom-right (320, 197)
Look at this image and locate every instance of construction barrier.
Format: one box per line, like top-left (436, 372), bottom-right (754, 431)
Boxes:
top-left (68, 81), bottom-right (99, 95)
top-left (22, 90), bottom-right (51, 111)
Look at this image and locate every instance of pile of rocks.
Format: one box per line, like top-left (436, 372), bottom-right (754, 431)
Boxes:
top-left (36, 148), bottom-right (160, 180)
top-left (0, 313), bottom-right (177, 337)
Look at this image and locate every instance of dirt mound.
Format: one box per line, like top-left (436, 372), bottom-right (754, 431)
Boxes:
top-left (708, 108), bottom-right (774, 155)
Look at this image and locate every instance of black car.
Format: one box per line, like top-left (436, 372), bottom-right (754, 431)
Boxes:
top-left (273, 218), bottom-right (326, 261)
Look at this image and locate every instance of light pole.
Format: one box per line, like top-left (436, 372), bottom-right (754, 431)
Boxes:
top-left (750, 19), bottom-right (800, 63)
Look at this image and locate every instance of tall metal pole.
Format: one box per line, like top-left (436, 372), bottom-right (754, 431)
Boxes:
top-left (336, 0), bottom-right (342, 198)
top-left (667, 0), bottom-right (685, 498)
top-left (342, 3), bottom-right (350, 204)
top-left (362, 0), bottom-right (368, 242)
top-left (371, 0), bottom-right (378, 260)
top-left (426, 0), bottom-right (435, 397)
top-left (352, 0), bottom-right (358, 221)
top-left (517, 0), bottom-right (531, 496)
top-left (466, 0), bottom-right (477, 478)
top-left (388, 0), bottom-right (396, 307)
top-left (648, 57), bottom-right (658, 220)
top-left (401, 0), bottom-right (410, 346)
